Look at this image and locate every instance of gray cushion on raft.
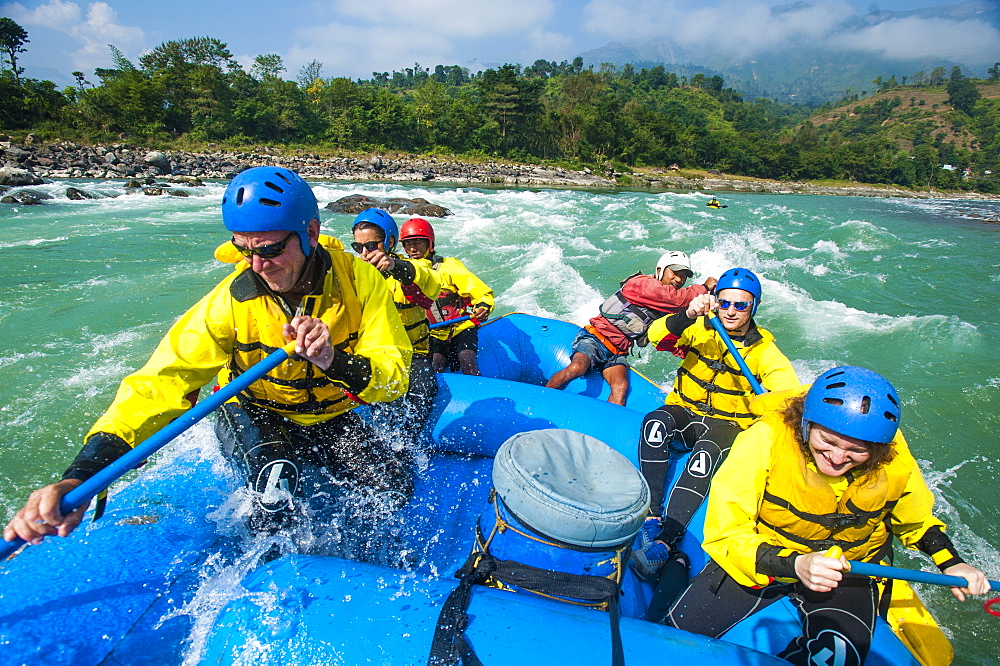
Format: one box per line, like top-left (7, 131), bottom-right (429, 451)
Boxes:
top-left (492, 428), bottom-right (650, 548)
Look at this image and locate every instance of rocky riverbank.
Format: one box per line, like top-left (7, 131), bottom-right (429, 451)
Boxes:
top-left (1, 137), bottom-right (996, 201)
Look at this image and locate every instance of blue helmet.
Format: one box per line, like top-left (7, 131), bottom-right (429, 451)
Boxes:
top-left (716, 268), bottom-right (762, 315)
top-left (802, 366), bottom-right (901, 445)
top-left (353, 208), bottom-right (398, 254)
top-left (222, 167), bottom-right (318, 256)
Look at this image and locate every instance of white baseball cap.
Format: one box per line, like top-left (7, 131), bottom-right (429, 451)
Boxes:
top-left (656, 250), bottom-right (692, 276)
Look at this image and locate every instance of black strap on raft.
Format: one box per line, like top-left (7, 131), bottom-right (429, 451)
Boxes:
top-left (428, 551), bottom-right (626, 666)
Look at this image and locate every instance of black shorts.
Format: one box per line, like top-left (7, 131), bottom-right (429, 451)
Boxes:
top-left (429, 327), bottom-right (479, 371)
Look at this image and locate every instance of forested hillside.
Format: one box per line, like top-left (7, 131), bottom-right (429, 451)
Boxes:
top-left (2, 22), bottom-right (999, 193)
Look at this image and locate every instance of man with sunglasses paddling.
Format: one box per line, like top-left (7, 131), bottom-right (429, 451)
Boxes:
top-left (633, 268), bottom-right (800, 618)
top-left (545, 251), bottom-right (716, 406)
top-left (4, 167), bottom-right (414, 552)
top-left (351, 208), bottom-right (441, 453)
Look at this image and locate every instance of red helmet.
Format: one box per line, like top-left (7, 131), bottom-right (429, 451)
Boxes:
top-left (400, 217), bottom-right (435, 250)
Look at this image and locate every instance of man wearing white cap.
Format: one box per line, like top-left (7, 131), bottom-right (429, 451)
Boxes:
top-left (546, 251), bottom-right (717, 406)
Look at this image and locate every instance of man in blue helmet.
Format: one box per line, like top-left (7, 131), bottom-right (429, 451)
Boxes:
top-left (632, 268), bottom-right (800, 608)
top-left (351, 208), bottom-right (441, 454)
top-left (4, 167), bottom-right (414, 548)
top-left (663, 366), bottom-right (989, 665)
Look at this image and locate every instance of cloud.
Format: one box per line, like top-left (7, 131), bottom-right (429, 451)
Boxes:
top-left (281, 0), bottom-right (569, 78)
top-left (328, 0), bottom-right (555, 38)
top-left (581, 0), bottom-right (855, 56)
top-left (578, 0), bottom-right (1000, 63)
top-left (2, 0), bottom-right (144, 70)
top-left (830, 16), bottom-right (1000, 66)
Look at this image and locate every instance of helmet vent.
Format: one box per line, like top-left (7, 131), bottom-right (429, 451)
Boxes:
top-left (235, 187), bottom-right (245, 205)
top-left (859, 396), bottom-right (871, 414)
top-left (822, 398), bottom-right (843, 406)
top-left (884, 411), bottom-right (898, 423)
top-left (264, 180), bottom-right (285, 193)
top-left (259, 198), bottom-right (281, 207)
top-left (275, 171), bottom-right (292, 185)
top-left (824, 381), bottom-right (846, 390)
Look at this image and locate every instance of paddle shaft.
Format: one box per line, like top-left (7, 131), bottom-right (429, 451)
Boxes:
top-left (1, 341), bottom-right (297, 561)
top-left (846, 559), bottom-right (1000, 592)
top-left (706, 312), bottom-right (765, 396)
top-left (428, 315), bottom-right (487, 330)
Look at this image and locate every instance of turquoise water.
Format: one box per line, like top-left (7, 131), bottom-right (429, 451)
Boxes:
top-left (0, 180), bottom-right (998, 664)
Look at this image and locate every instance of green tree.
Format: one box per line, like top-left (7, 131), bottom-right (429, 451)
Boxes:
top-left (296, 60), bottom-right (323, 89)
top-left (989, 63), bottom-right (1000, 81)
top-left (947, 73), bottom-right (981, 116)
top-left (251, 54), bottom-right (285, 81)
top-left (0, 17), bottom-right (29, 86)
top-left (476, 64), bottom-right (544, 153)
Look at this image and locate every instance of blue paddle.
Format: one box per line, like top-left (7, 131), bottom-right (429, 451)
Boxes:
top-left (1, 340), bottom-right (299, 562)
top-left (706, 311), bottom-right (765, 396)
top-left (848, 559), bottom-right (1000, 592)
top-left (428, 315), bottom-right (489, 330)
top-left (823, 547), bottom-right (1000, 592)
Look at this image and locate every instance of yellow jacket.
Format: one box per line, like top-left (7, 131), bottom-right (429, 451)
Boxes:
top-left (703, 396), bottom-right (947, 588)
top-left (425, 254), bottom-right (494, 340)
top-left (87, 236), bottom-right (411, 447)
top-left (385, 254), bottom-right (441, 355)
top-left (648, 315), bottom-right (799, 428)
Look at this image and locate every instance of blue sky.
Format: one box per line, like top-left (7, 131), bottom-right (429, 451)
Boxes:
top-left (3, 0), bottom-right (999, 86)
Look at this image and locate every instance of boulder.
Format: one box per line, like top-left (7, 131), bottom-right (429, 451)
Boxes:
top-left (1, 191), bottom-right (46, 205)
top-left (66, 187), bottom-right (96, 200)
top-left (143, 187), bottom-right (166, 196)
top-left (144, 151), bottom-right (172, 174)
top-left (0, 166), bottom-right (43, 186)
top-left (324, 194), bottom-right (452, 217)
top-left (168, 189), bottom-right (189, 197)
top-left (168, 175), bottom-right (203, 186)
top-left (4, 146), bottom-right (31, 162)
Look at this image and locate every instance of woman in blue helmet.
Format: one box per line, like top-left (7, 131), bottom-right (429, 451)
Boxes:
top-left (633, 268), bottom-right (800, 607)
top-left (664, 366), bottom-right (989, 666)
top-left (4, 167), bottom-right (414, 549)
top-left (351, 208), bottom-right (442, 454)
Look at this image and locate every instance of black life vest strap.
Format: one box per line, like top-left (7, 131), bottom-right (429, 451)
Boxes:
top-left (761, 491), bottom-right (894, 530)
top-left (759, 519), bottom-right (873, 553)
top-left (677, 366), bottom-right (747, 397)
top-left (688, 348), bottom-right (743, 376)
top-left (675, 391), bottom-right (754, 420)
top-left (428, 550), bottom-right (626, 666)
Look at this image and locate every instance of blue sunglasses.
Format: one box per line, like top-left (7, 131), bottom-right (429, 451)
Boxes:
top-left (718, 299), bottom-right (753, 312)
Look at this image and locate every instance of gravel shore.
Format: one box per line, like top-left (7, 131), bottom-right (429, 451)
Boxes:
top-left (2, 138), bottom-right (996, 201)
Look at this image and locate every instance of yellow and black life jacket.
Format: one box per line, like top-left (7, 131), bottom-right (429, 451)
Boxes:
top-left (666, 320), bottom-right (783, 427)
top-left (217, 245), bottom-right (362, 419)
top-left (756, 417), bottom-right (908, 562)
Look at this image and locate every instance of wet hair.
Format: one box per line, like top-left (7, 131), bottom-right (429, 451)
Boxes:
top-left (782, 394), bottom-right (895, 476)
top-left (353, 221), bottom-right (385, 240)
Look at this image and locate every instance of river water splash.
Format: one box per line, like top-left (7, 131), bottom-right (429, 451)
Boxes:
top-left (1, 179), bottom-right (998, 663)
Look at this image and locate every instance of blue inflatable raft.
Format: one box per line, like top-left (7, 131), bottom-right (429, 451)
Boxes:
top-left (0, 314), bottom-right (934, 665)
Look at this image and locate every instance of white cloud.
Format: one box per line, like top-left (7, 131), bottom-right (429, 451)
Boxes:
top-left (2, 0), bottom-right (81, 30)
top-left (328, 0), bottom-right (556, 38)
top-left (1, 0), bottom-right (144, 70)
top-left (580, 0), bottom-right (856, 56)
top-left (830, 17), bottom-right (1000, 66)
top-left (282, 0), bottom-right (569, 77)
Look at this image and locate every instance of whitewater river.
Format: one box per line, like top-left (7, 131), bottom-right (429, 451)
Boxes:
top-left (0, 179), bottom-right (998, 664)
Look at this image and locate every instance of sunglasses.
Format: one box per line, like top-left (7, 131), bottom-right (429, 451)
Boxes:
top-left (718, 299), bottom-right (753, 312)
top-left (231, 232), bottom-right (297, 259)
top-left (351, 240), bottom-right (381, 253)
